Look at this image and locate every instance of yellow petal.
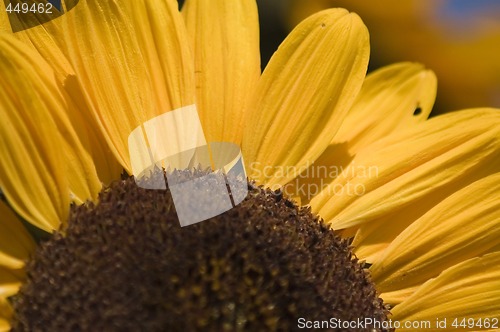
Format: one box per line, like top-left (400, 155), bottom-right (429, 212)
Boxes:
top-left (0, 38), bottom-right (70, 232)
top-left (391, 252), bottom-right (500, 331)
top-left (8, 2), bottom-right (74, 80)
top-left (370, 173), bottom-right (500, 297)
top-left (0, 267), bottom-right (23, 299)
top-left (0, 267), bottom-right (20, 331)
top-left (122, 0), bottom-right (195, 111)
top-left (182, 0), bottom-right (260, 144)
top-left (15, 0), bottom-right (195, 173)
top-left (0, 202), bottom-right (35, 270)
top-left (243, 9), bottom-right (369, 187)
top-left (4, 33), bottom-right (101, 203)
top-left (61, 79), bottom-right (123, 186)
top-left (310, 108), bottom-right (500, 229)
top-left (332, 62), bottom-right (437, 153)
top-left (0, 1), bottom-right (10, 33)
top-left (0, 297), bottom-right (12, 332)
top-left (377, 286), bottom-right (419, 306)
top-left (353, 162), bottom-right (499, 263)
top-left (283, 62), bottom-right (436, 204)
top-left (8, 2), bottom-right (122, 183)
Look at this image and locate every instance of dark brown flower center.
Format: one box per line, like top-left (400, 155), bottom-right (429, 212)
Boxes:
top-left (11, 170), bottom-right (389, 331)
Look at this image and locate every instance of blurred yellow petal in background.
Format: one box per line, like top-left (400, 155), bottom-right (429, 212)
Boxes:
top-left (284, 0), bottom-right (500, 113)
top-left (0, 297), bottom-right (12, 332)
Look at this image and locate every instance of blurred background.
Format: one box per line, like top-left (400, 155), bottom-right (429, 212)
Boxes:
top-left (257, 0), bottom-right (500, 115)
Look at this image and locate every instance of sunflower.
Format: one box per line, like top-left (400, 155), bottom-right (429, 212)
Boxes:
top-left (0, 0), bottom-right (499, 331)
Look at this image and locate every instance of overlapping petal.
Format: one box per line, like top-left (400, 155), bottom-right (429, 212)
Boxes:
top-left (0, 202), bottom-right (35, 270)
top-left (8, 2), bottom-right (122, 184)
top-left (243, 9), bottom-right (370, 187)
top-left (285, 62), bottom-right (437, 204)
top-left (9, 31), bottom-right (103, 201)
top-left (369, 173), bottom-right (500, 303)
top-left (13, 0), bottom-right (195, 173)
top-left (0, 39), bottom-right (71, 232)
top-left (310, 108), bottom-right (500, 229)
top-left (353, 164), bottom-right (500, 264)
top-left (0, 33), bottom-right (101, 204)
top-left (391, 252), bottom-right (500, 331)
top-left (1, 2), bottom-right (121, 183)
top-left (332, 62), bottom-right (437, 152)
top-left (183, 0), bottom-right (260, 144)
